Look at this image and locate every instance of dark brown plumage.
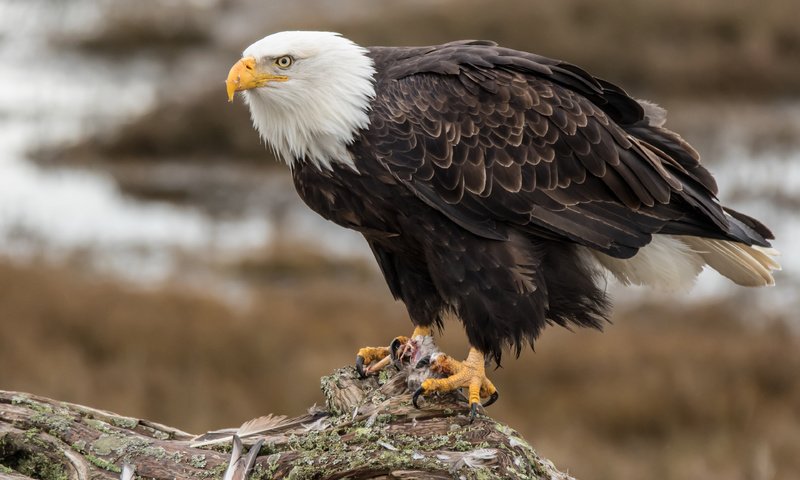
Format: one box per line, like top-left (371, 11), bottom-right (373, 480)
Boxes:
top-left (285, 40), bottom-right (776, 364)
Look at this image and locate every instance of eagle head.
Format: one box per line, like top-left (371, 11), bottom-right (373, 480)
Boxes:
top-left (226, 31), bottom-right (376, 170)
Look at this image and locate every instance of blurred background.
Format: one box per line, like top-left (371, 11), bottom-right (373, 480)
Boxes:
top-left (0, 0), bottom-right (798, 478)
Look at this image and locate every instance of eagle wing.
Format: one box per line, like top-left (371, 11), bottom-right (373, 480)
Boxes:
top-left (360, 42), bottom-right (771, 258)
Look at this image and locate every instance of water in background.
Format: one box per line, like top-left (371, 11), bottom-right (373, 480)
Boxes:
top-left (0, 0), bottom-right (796, 317)
top-left (0, 0), bottom-right (362, 284)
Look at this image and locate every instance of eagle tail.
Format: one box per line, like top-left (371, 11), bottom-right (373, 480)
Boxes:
top-left (588, 235), bottom-right (781, 290)
top-left (681, 237), bottom-right (780, 287)
top-left (588, 235), bottom-right (704, 291)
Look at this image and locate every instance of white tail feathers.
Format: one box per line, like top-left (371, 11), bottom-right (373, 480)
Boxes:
top-left (589, 236), bottom-right (705, 291)
top-left (681, 237), bottom-right (780, 287)
top-left (587, 235), bottom-right (781, 290)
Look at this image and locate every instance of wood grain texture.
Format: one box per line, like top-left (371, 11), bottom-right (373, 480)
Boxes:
top-left (0, 366), bottom-right (572, 480)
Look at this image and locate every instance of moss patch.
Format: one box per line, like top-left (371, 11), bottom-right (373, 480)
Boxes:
top-left (91, 434), bottom-right (128, 456)
top-left (85, 453), bottom-right (122, 473)
top-left (189, 453), bottom-right (207, 468)
top-left (14, 452), bottom-right (69, 480)
top-left (110, 416), bottom-right (139, 430)
top-left (30, 410), bottom-right (74, 436)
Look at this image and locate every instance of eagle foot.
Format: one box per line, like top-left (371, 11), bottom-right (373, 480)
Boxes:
top-left (355, 326), bottom-right (432, 378)
top-left (411, 347), bottom-right (498, 422)
top-left (355, 346), bottom-right (391, 378)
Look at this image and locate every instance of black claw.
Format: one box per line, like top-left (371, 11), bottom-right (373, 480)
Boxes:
top-left (389, 338), bottom-right (403, 362)
top-left (483, 391), bottom-right (499, 408)
top-left (355, 355), bottom-right (367, 378)
top-left (412, 387), bottom-right (425, 409)
top-left (469, 403), bottom-right (479, 423)
top-left (415, 355), bottom-right (431, 369)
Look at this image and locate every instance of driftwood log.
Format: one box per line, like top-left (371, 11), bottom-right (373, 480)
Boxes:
top-left (0, 365), bottom-right (572, 479)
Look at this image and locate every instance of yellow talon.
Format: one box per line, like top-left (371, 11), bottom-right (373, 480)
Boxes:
top-left (413, 347), bottom-right (499, 420)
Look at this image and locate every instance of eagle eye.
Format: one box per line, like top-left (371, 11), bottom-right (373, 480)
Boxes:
top-left (275, 56), bottom-right (293, 69)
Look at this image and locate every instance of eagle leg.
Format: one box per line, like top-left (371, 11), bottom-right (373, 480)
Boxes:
top-left (355, 326), bottom-right (432, 378)
top-left (412, 347), bottom-right (498, 422)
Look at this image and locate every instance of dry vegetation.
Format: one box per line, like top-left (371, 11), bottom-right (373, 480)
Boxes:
top-left (1, 254), bottom-right (797, 480)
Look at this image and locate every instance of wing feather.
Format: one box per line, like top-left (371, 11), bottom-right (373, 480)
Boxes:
top-left (359, 44), bottom-right (773, 257)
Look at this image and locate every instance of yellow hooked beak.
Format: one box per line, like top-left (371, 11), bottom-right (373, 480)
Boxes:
top-left (225, 56), bottom-right (288, 102)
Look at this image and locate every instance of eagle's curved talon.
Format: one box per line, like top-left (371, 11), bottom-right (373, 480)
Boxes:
top-left (483, 390), bottom-right (499, 408)
top-left (469, 402), bottom-right (479, 422)
top-left (390, 337), bottom-right (404, 362)
top-left (412, 387), bottom-right (425, 409)
top-left (355, 355), bottom-right (367, 378)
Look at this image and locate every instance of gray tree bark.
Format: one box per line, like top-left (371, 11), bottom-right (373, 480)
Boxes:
top-left (0, 366), bottom-right (573, 479)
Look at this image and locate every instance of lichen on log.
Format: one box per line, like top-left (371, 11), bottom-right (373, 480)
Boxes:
top-left (0, 366), bottom-right (573, 479)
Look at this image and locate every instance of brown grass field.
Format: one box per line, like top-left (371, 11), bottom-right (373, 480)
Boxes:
top-left (1, 252), bottom-right (797, 480)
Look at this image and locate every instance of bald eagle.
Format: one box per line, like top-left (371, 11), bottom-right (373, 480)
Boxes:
top-left (226, 31), bottom-right (779, 414)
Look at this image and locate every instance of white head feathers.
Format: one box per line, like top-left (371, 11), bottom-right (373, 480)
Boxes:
top-left (240, 31), bottom-right (376, 170)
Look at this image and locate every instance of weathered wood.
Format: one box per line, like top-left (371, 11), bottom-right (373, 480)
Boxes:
top-left (0, 366), bottom-right (573, 479)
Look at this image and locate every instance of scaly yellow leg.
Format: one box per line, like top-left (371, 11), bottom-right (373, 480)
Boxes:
top-left (410, 326), bottom-right (432, 338)
top-left (355, 326), bottom-right (432, 377)
top-left (412, 347), bottom-right (499, 420)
